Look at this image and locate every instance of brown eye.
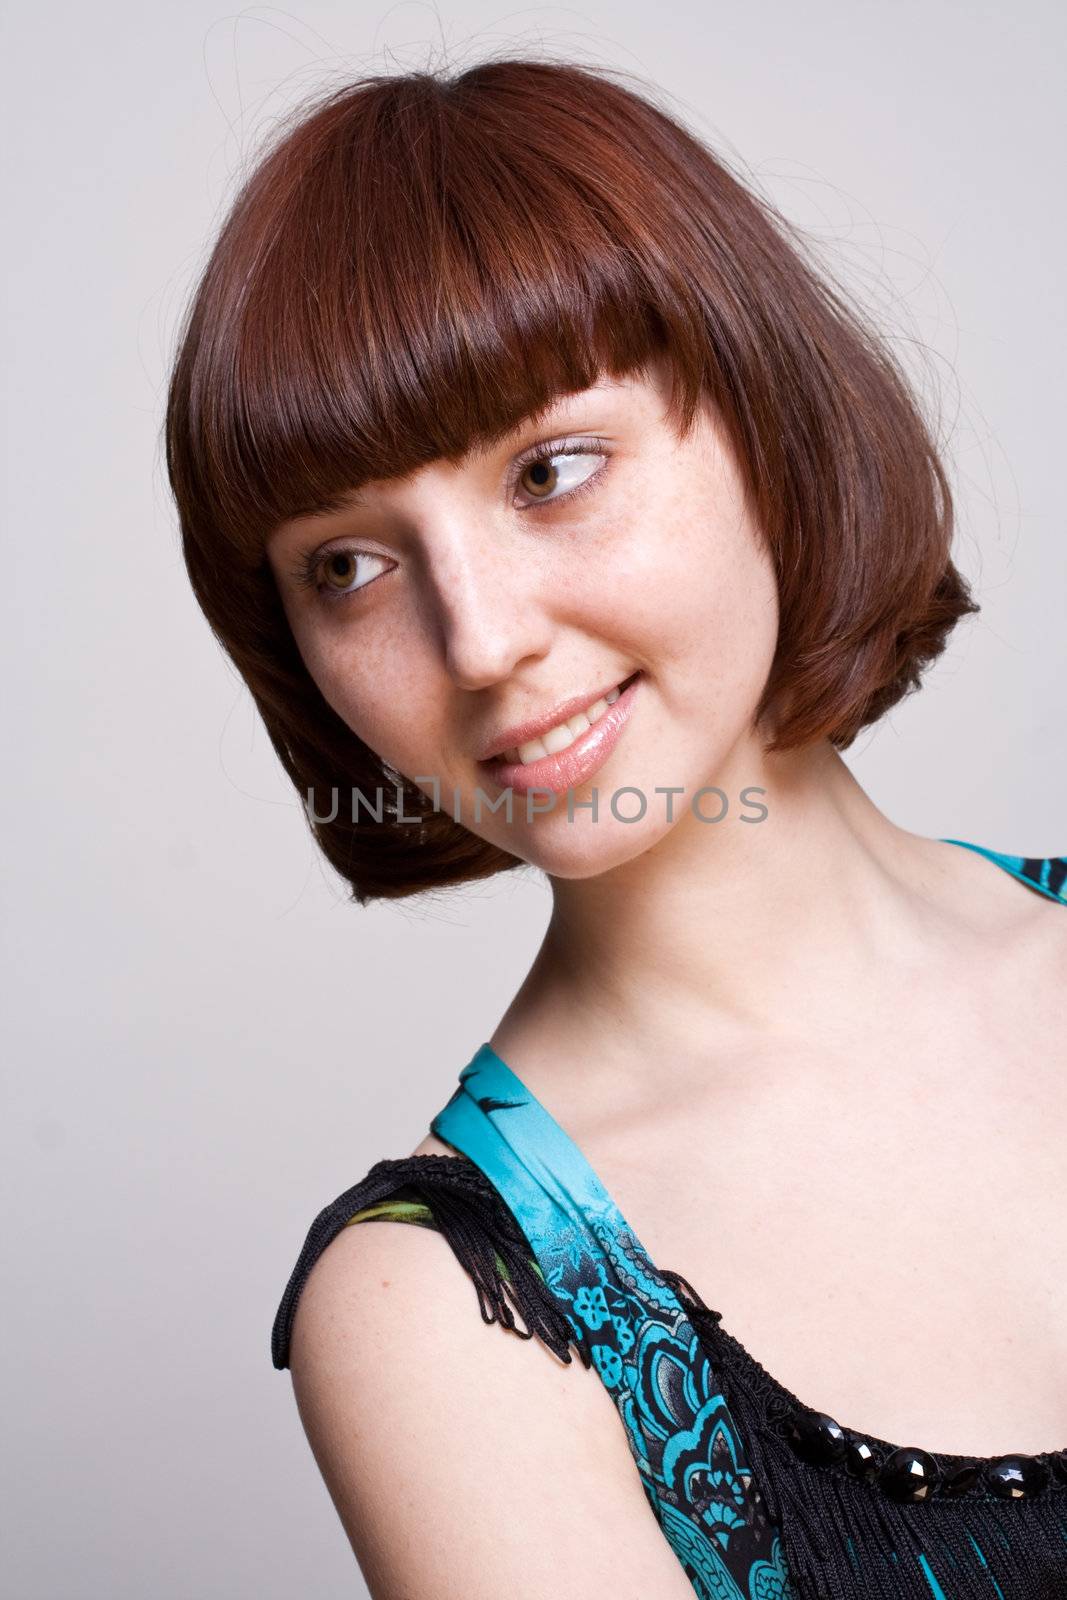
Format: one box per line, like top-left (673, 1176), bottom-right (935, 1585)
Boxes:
top-left (518, 458), bottom-right (559, 499)
top-left (512, 444), bottom-right (607, 507)
top-left (323, 551), bottom-right (358, 591)
top-left (301, 547), bottom-right (392, 603)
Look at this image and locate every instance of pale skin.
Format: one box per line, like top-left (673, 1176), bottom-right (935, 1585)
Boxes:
top-left (268, 360), bottom-right (1066, 1597)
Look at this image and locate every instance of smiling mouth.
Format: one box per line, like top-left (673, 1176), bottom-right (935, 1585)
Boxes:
top-left (488, 671), bottom-right (641, 766)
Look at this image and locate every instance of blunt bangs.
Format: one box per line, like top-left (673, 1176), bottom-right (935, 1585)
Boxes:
top-left (168, 64), bottom-right (721, 566)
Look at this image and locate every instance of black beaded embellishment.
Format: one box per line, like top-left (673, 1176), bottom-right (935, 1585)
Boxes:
top-left (781, 1407), bottom-right (1067, 1503)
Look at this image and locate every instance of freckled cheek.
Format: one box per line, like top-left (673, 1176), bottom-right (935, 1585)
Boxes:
top-left (306, 638), bottom-right (449, 774)
top-left (576, 514), bottom-right (694, 644)
top-left (698, 564), bottom-right (778, 693)
top-left (645, 521), bottom-right (778, 686)
top-left (597, 509), bottom-right (766, 664)
top-left (297, 632), bottom-right (371, 726)
top-left (293, 631), bottom-right (388, 747)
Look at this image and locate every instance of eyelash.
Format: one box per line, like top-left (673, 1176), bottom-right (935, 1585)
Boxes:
top-left (288, 435), bottom-right (611, 604)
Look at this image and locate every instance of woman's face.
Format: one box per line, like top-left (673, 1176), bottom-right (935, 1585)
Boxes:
top-left (266, 361), bottom-right (780, 878)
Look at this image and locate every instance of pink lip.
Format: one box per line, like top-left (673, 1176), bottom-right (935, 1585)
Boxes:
top-left (478, 672), bottom-right (642, 795)
top-left (477, 673), bottom-right (640, 763)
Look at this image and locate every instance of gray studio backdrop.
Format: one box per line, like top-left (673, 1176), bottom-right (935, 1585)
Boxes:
top-left (3, 3), bottom-right (1063, 1596)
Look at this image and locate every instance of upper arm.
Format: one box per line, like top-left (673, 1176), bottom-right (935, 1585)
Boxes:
top-left (288, 1215), bottom-right (697, 1600)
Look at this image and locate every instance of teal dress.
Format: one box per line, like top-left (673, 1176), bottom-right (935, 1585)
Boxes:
top-left (273, 841), bottom-right (1067, 1599)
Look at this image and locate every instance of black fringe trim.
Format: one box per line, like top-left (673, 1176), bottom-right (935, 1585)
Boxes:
top-left (271, 1153), bottom-right (589, 1372)
top-left (400, 1168), bottom-right (592, 1370)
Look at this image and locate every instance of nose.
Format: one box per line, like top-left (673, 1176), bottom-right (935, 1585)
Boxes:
top-left (424, 516), bottom-right (555, 693)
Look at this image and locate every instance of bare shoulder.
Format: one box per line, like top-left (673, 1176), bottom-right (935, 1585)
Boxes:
top-left (288, 1197), bottom-right (695, 1600)
top-left (408, 1130), bottom-right (462, 1159)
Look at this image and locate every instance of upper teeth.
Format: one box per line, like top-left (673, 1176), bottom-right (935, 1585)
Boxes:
top-left (497, 682), bottom-right (625, 765)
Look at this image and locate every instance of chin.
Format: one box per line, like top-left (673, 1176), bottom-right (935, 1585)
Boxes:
top-left (505, 814), bottom-right (672, 880)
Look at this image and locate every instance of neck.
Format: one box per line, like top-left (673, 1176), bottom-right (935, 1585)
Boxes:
top-left (498, 736), bottom-right (977, 1078)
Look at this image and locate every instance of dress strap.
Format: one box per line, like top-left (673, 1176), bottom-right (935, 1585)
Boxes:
top-left (938, 840), bottom-right (1067, 904)
top-left (431, 1043), bottom-right (796, 1600)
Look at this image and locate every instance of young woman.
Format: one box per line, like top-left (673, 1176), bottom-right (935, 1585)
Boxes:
top-left (166, 57), bottom-right (1067, 1600)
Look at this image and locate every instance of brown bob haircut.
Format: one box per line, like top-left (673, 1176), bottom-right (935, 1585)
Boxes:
top-left (166, 55), bottom-right (978, 905)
